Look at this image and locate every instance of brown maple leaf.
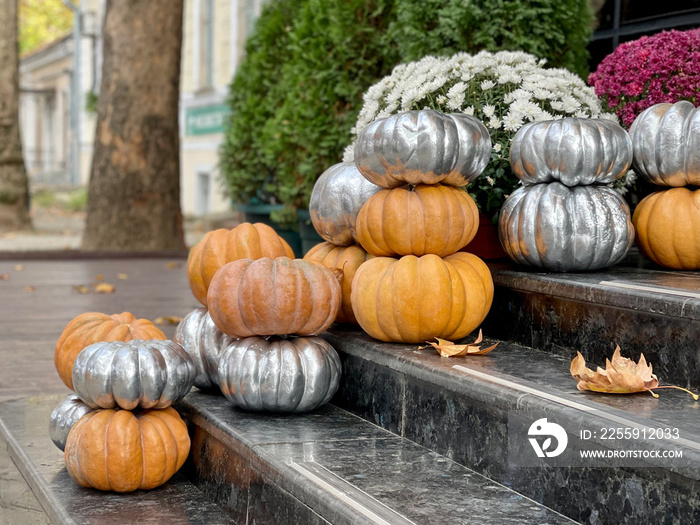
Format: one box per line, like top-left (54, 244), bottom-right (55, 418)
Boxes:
top-left (571, 346), bottom-right (698, 399)
top-left (153, 315), bottom-right (184, 325)
top-left (94, 283), bottom-right (115, 294)
top-left (418, 330), bottom-right (498, 357)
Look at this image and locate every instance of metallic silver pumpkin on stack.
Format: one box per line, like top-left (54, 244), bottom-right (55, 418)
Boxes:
top-left (629, 101), bottom-right (700, 187)
top-left (218, 336), bottom-right (341, 413)
top-left (72, 339), bottom-right (196, 410)
top-left (175, 307), bottom-right (236, 389)
top-left (354, 109), bottom-right (491, 188)
top-left (49, 394), bottom-right (94, 451)
top-left (309, 162), bottom-right (382, 246)
top-left (500, 117), bottom-right (634, 272)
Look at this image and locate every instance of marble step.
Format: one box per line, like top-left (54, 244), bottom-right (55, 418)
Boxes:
top-left (484, 251), bottom-right (700, 390)
top-left (0, 395), bottom-right (237, 525)
top-left (323, 327), bottom-right (700, 525)
top-left (177, 391), bottom-right (575, 525)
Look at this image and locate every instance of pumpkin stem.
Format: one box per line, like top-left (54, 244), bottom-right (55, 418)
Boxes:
top-left (650, 385), bottom-right (699, 400)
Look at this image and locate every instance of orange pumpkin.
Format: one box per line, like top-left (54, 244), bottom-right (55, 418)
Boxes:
top-left (633, 187), bottom-right (700, 270)
top-left (351, 253), bottom-right (493, 343)
top-left (55, 312), bottom-right (166, 390)
top-left (64, 407), bottom-right (190, 492)
top-left (355, 184), bottom-right (479, 257)
top-left (303, 242), bottom-right (373, 324)
top-left (207, 257), bottom-right (341, 337)
top-left (187, 223), bottom-right (294, 305)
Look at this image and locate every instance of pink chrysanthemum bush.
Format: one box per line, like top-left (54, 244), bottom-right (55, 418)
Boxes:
top-left (589, 29), bottom-right (700, 128)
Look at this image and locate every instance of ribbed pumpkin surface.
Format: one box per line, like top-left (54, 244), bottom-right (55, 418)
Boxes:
top-left (64, 407), bottom-right (190, 492)
top-left (350, 253), bottom-right (493, 343)
top-left (633, 187), bottom-right (700, 270)
top-left (54, 312), bottom-right (166, 390)
top-left (187, 222), bottom-right (294, 305)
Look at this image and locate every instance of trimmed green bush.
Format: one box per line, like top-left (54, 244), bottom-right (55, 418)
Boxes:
top-left (220, 0), bottom-right (594, 220)
top-left (389, 0), bottom-right (593, 78)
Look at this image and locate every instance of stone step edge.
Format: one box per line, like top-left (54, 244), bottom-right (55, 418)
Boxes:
top-left (323, 330), bottom-right (700, 480)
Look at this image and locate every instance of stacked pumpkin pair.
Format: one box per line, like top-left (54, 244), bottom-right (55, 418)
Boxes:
top-left (500, 118), bottom-right (635, 271)
top-left (182, 222), bottom-right (342, 413)
top-left (313, 109), bottom-right (495, 344)
top-left (629, 101), bottom-right (700, 270)
top-left (49, 312), bottom-right (196, 492)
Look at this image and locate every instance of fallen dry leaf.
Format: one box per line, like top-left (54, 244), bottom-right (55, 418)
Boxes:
top-left (418, 330), bottom-right (498, 357)
top-left (94, 283), bottom-right (115, 294)
top-left (74, 285), bottom-right (90, 294)
top-left (96, 274), bottom-right (104, 281)
top-left (571, 346), bottom-right (698, 399)
top-left (14, 264), bottom-right (24, 271)
top-left (153, 315), bottom-right (184, 326)
top-left (0, 274), bottom-right (10, 281)
top-left (117, 273), bottom-right (128, 280)
top-left (166, 261), bottom-right (181, 269)
top-left (24, 285), bottom-right (35, 293)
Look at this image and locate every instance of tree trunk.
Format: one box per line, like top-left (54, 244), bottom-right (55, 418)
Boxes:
top-left (82, 0), bottom-right (185, 251)
top-left (0, 0), bottom-right (32, 232)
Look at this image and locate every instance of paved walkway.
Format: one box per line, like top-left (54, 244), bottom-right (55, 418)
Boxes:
top-left (0, 256), bottom-right (197, 523)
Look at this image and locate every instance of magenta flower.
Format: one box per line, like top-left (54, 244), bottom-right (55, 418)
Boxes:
top-left (589, 29), bottom-right (700, 128)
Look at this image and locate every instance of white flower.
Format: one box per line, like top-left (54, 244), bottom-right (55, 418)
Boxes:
top-left (493, 143), bottom-right (502, 152)
top-left (436, 95), bottom-right (447, 105)
top-left (482, 105), bottom-right (495, 118)
top-left (488, 117), bottom-right (502, 129)
top-left (342, 143), bottom-right (355, 163)
top-left (462, 106), bottom-right (475, 116)
top-left (480, 80), bottom-right (496, 90)
top-left (486, 176), bottom-right (495, 186)
top-left (503, 112), bottom-right (524, 132)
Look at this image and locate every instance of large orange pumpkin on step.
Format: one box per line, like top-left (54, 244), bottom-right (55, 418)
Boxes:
top-left (64, 407), bottom-right (190, 492)
top-left (633, 187), bottom-right (700, 270)
top-left (187, 223), bottom-right (294, 305)
top-left (55, 312), bottom-right (166, 390)
top-left (355, 184), bottom-right (479, 257)
top-left (351, 253), bottom-right (493, 343)
top-left (303, 242), bottom-right (372, 324)
top-left (207, 257), bottom-right (341, 337)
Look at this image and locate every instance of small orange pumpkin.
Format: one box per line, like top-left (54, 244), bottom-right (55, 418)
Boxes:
top-left (351, 252), bottom-right (493, 343)
top-left (64, 407), bottom-right (190, 492)
top-left (187, 223), bottom-right (294, 305)
top-left (303, 242), bottom-right (373, 324)
top-left (207, 257), bottom-right (341, 337)
top-left (633, 187), bottom-right (700, 270)
top-left (355, 184), bottom-right (479, 257)
top-left (55, 312), bottom-right (166, 390)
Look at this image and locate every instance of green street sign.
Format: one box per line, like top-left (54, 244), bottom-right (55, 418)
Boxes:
top-left (185, 104), bottom-right (231, 135)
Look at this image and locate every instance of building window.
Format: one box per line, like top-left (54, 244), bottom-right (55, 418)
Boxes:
top-left (589, 0), bottom-right (700, 69)
top-left (196, 170), bottom-right (212, 216)
top-left (199, 0), bottom-right (214, 88)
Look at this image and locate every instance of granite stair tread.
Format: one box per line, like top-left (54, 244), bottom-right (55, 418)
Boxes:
top-left (324, 327), bottom-right (700, 524)
top-left (177, 391), bottom-right (576, 525)
top-left (0, 394), bottom-right (237, 525)
top-left (485, 252), bottom-right (700, 390)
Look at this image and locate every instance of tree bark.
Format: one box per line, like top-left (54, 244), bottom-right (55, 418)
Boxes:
top-left (82, 0), bottom-right (185, 251)
top-left (0, 0), bottom-right (32, 232)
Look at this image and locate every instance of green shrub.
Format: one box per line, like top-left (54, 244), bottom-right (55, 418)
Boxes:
top-left (390, 0), bottom-right (593, 78)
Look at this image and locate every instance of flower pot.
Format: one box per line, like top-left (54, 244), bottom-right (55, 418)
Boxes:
top-left (297, 209), bottom-right (324, 256)
top-left (462, 213), bottom-right (508, 260)
top-left (236, 203), bottom-right (302, 257)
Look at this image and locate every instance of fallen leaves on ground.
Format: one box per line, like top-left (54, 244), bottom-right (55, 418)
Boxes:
top-left (153, 315), bottom-right (184, 326)
top-left (0, 274), bottom-right (9, 281)
top-left (96, 274), bottom-right (104, 281)
top-left (24, 286), bottom-right (35, 293)
top-left (418, 330), bottom-right (498, 357)
top-left (571, 346), bottom-right (698, 400)
top-left (166, 261), bottom-right (181, 269)
top-left (74, 285), bottom-right (90, 294)
top-left (94, 283), bottom-right (115, 294)
top-left (14, 264), bottom-right (23, 271)
top-left (117, 273), bottom-right (128, 280)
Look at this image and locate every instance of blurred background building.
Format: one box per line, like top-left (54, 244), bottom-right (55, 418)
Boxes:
top-left (16, 0), bottom-right (700, 217)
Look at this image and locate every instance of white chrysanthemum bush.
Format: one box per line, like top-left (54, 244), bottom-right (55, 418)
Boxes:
top-left (344, 50), bottom-right (633, 217)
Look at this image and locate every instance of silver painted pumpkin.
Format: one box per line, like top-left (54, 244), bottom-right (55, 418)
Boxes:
top-left (175, 307), bottom-right (235, 389)
top-left (309, 162), bottom-right (382, 246)
top-left (48, 394), bottom-right (93, 451)
top-left (218, 336), bottom-right (341, 413)
top-left (510, 118), bottom-right (632, 186)
top-left (72, 339), bottom-right (196, 410)
top-left (499, 182), bottom-right (634, 271)
top-left (354, 109), bottom-right (491, 188)
top-left (629, 101), bottom-right (700, 186)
